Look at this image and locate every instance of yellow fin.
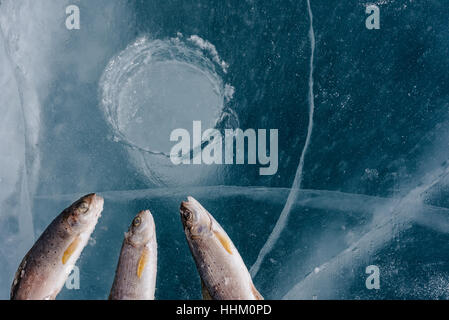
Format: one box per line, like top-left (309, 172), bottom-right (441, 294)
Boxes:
top-left (213, 230), bottom-right (233, 255)
top-left (251, 282), bottom-right (264, 300)
top-left (62, 236), bottom-right (80, 265)
top-left (201, 279), bottom-right (213, 300)
top-left (137, 248), bottom-right (149, 279)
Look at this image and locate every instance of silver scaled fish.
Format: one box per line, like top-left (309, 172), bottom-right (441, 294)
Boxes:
top-left (109, 210), bottom-right (157, 300)
top-left (11, 193), bottom-right (104, 300)
top-left (180, 196), bottom-right (263, 300)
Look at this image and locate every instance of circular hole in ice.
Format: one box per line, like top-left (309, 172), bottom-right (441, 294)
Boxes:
top-left (116, 61), bottom-right (221, 153)
top-left (100, 37), bottom-right (229, 156)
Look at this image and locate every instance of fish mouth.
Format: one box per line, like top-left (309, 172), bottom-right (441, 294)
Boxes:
top-left (137, 210), bottom-right (156, 236)
top-left (91, 194), bottom-right (104, 212)
top-left (83, 193), bottom-right (104, 218)
top-left (80, 193), bottom-right (100, 205)
top-left (138, 209), bottom-right (152, 219)
top-left (67, 193), bottom-right (104, 231)
top-left (126, 209), bottom-right (155, 245)
top-left (180, 196), bottom-right (214, 235)
top-left (82, 193), bottom-right (96, 202)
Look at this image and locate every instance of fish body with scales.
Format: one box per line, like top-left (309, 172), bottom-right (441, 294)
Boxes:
top-left (10, 193), bottom-right (104, 300)
top-left (109, 210), bottom-right (157, 300)
top-left (180, 196), bottom-right (263, 300)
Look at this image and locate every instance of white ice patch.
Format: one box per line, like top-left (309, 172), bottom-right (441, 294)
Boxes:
top-left (0, 0), bottom-right (132, 299)
top-left (0, 0), bottom-right (72, 299)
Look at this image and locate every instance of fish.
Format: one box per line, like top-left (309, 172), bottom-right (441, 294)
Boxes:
top-left (10, 193), bottom-right (104, 300)
top-left (180, 196), bottom-right (263, 300)
top-left (109, 210), bottom-right (157, 300)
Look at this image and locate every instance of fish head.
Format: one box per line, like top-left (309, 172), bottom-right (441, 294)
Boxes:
top-left (66, 193), bottom-right (104, 232)
top-left (125, 210), bottom-right (156, 246)
top-left (180, 196), bottom-right (212, 238)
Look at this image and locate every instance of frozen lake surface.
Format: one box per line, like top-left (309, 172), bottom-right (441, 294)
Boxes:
top-left (1, 0), bottom-right (449, 299)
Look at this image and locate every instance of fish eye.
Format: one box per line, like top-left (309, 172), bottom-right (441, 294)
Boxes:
top-left (133, 217), bottom-right (141, 227)
top-left (79, 201), bottom-right (89, 214)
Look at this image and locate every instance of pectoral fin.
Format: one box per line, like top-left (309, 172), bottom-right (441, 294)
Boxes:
top-left (213, 230), bottom-right (233, 255)
top-left (137, 247), bottom-right (150, 279)
top-left (62, 236), bottom-right (81, 265)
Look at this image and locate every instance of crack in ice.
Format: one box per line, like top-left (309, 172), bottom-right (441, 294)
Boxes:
top-left (283, 163), bottom-right (449, 299)
top-left (250, 0), bottom-right (316, 277)
top-left (35, 186), bottom-right (449, 235)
